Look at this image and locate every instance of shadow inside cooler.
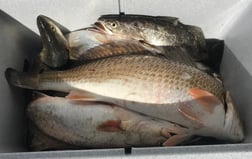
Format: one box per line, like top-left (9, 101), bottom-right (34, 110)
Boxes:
top-left (0, 5), bottom-right (252, 153)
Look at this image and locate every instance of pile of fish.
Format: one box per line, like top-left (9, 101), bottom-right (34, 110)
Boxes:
top-left (5, 14), bottom-right (244, 151)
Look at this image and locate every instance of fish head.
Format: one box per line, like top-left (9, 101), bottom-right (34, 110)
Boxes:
top-left (95, 14), bottom-right (147, 41)
top-left (37, 15), bottom-right (70, 68)
top-left (37, 15), bottom-right (70, 42)
top-left (96, 14), bottom-right (184, 46)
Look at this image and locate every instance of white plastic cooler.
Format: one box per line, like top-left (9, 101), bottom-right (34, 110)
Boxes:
top-left (0, 0), bottom-right (252, 158)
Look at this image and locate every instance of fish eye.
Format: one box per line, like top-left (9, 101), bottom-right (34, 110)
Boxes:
top-left (133, 22), bottom-right (138, 27)
top-left (110, 22), bottom-right (117, 28)
top-left (50, 26), bottom-right (56, 31)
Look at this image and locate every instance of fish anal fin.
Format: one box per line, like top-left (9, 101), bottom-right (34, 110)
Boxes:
top-left (190, 88), bottom-right (222, 113)
top-left (97, 120), bottom-right (123, 132)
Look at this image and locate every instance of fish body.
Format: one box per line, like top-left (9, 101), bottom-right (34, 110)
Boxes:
top-left (96, 14), bottom-right (207, 61)
top-left (36, 15), bottom-right (204, 70)
top-left (5, 54), bottom-right (243, 142)
top-left (29, 125), bottom-right (77, 151)
top-left (65, 29), bottom-right (154, 60)
top-left (28, 94), bottom-right (190, 147)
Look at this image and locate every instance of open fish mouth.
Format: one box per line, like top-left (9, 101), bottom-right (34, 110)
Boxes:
top-left (37, 15), bottom-right (50, 32)
top-left (93, 21), bottom-right (113, 34)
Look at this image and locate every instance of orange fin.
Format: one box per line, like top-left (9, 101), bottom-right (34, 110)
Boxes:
top-left (97, 120), bottom-right (123, 132)
top-left (66, 90), bottom-right (98, 101)
top-left (162, 134), bottom-right (191, 146)
top-left (189, 88), bottom-right (222, 113)
top-left (178, 103), bottom-right (204, 127)
top-left (69, 100), bottom-right (99, 106)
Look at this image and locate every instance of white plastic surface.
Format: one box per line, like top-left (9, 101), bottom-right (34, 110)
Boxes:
top-left (0, 0), bottom-right (252, 156)
top-left (0, 0), bottom-right (250, 37)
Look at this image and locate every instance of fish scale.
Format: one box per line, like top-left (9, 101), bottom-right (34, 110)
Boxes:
top-left (6, 54), bottom-right (244, 141)
top-left (35, 55), bottom-right (223, 103)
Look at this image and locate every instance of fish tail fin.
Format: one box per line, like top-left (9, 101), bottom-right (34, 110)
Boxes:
top-left (5, 68), bottom-right (39, 89)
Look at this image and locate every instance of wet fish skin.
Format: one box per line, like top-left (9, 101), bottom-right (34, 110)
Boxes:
top-left (37, 15), bottom-right (70, 68)
top-left (65, 28), bottom-right (139, 60)
top-left (78, 40), bottom-right (162, 61)
top-left (66, 30), bottom-right (203, 72)
top-left (96, 14), bottom-right (207, 61)
top-left (29, 125), bottom-right (78, 151)
top-left (36, 15), bottom-right (203, 69)
top-left (28, 93), bottom-right (190, 147)
top-left (65, 29), bottom-right (204, 72)
top-left (5, 54), bottom-right (243, 142)
top-left (5, 54), bottom-right (223, 99)
top-left (4, 56), bottom-right (222, 133)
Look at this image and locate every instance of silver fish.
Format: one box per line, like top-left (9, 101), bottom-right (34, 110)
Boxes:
top-left (36, 15), bottom-right (203, 70)
top-left (28, 93), bottom-right (190, 147)
top-left (29, 125), bottom-right (77, 151)
top-left (95, 14), bottom-right (207, 61)
top-left (5, 54), bottom-right (244, 142)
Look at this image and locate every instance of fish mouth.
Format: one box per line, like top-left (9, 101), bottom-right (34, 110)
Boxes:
top-left (37, 15), bottom-right (49, 32)
top-left (93, 21), bottom-right (113, 34)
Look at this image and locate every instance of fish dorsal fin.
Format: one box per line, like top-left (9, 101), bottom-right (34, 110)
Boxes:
top-left (156, 16), bottom-right (180, 26)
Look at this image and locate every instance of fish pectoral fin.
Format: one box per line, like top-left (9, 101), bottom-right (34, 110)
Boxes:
top-left (189, 88), bottom-right (222, 113)
top-left (139, 40), bottom-right (164, 55)
top-left (178, 88), bottom-right (223, 127)
top-left (162, 134), bottom-right (191, 146)
top-left (178, 102), bottom-right (205, 127)
top-left (97, 120), bottom-right (123, 132)
top-left (67, 90), bottom-right (117, 107)
top-left (66, 90), bottom-right (99, 101)
top-left (161, 125), bottom-right (191, 146)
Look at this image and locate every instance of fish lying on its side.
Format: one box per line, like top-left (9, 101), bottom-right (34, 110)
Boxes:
top-left (96, 14), bottom-right (207, 61)
top-left (28, 93), bottom-right (190, 147)
top-left (36, 15), bottom-right (209, 72)
top-left (37, 15), bottom-right (159, 66)
top-left (5, 54), bottom-right (244, 142)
